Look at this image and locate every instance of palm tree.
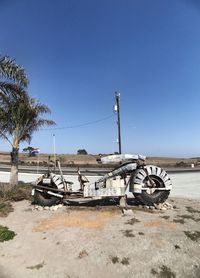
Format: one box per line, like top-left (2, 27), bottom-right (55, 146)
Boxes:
top-left (0, 87), bottom-right (55, 186)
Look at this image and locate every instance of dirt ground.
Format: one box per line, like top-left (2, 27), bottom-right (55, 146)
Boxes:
top-left (0, 198), bottom-right (200, 278)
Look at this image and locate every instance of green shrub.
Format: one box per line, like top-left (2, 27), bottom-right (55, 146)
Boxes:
top-left (0, 225), bottom-right (16, 242)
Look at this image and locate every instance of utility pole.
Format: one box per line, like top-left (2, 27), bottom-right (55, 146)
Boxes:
top-left (115, 92), bottom-right (122, 154)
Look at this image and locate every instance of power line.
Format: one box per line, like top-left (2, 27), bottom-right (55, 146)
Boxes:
top-left (40, 114), bottom-right (115, 131)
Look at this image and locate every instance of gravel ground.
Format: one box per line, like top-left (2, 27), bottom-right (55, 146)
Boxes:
top-left (0, 198), bottom-right (200, 278)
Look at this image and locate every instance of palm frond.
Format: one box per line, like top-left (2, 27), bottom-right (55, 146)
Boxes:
top-left (0, 82), bottom-right (25, 99)
top-left (36, 119), bottom-right (56, 127)
top-left (0, 55), bottom-right (28, 87)
top-left (29, 98), bottom-right (51, 114)
top-left (0, 86), bottom-right (56, 146)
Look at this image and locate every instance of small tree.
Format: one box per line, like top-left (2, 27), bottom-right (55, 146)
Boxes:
top-left (77, 149), bottom-right (88, 155)
top-left (23, 146), bottom-right (35, 157)
top-left (0, 87), bottom-right (55, 186)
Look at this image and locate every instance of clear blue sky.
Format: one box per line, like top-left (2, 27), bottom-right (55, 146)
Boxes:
top-left (0, 0), bottom-right (200, 157)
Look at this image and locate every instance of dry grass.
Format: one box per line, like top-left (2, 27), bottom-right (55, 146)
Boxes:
top-left (0, 182), bottom-right (32, 217)
top-left (0, 202), bottom-right (14, 217)
top-left (0, 182), bottom-right (32, 202)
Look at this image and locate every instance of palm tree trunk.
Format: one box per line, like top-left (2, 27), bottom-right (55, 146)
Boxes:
top-left (10, 147), bottom-right (19, 187)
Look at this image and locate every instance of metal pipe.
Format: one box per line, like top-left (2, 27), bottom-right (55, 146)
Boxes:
top-left (33, 184), bottom-right (82, 194)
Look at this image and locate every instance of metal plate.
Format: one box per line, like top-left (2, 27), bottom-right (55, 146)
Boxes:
top-left (84, 187), bottom-right (125, 197)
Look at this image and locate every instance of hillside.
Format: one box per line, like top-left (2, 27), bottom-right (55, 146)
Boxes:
top-left (0, 151), bottom-right (199, 168)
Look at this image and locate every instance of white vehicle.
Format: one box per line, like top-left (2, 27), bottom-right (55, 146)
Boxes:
top-left (32, 154), bottom-right (172, 207)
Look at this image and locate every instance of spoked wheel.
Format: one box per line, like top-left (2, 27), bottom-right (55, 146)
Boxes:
top-left (131, 165), bottom-right (172, 205)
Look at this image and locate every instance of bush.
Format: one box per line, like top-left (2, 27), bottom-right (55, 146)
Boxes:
top-left (176, 161), bottom-right (187, 167)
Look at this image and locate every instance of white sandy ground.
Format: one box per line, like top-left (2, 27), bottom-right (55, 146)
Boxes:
top-left (0, 198), bottom-right (200, 278)
top-left (0, 171), bottom-right (200, 199)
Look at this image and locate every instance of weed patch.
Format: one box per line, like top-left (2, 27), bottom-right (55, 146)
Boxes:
top-left (27, 261), bottom-right (44, 270)
top-left (125, 217), bottom-right (140, 225)
top-left (174, 245), bottom-right (180, 249)
top-left (173, 219), bottom-right (185, 224)
top-left (151, 265), bottom-right (176, 278)
top-left (122, 229), bottom-right (135, 238)
top-left (184, 231), bottom-right (200, 241)
top-left (185, 206), bottom-right (200, 214)
top-left (160, 216), bottom-right (170, 220)
top-left (176, 214), bottom-right (200, 223)
top-left (0, 202), bottom-right (13, 217)
top-left (111, 256), bottom-right (119, 264)
top-left (78, 250), bottom-right (88, 259)
top-left (110, 256), bottom-right (129, 266)
top-left (121, 257), bottom-right (129, 265)
top-left (0, 225), bottom-right (16, 242)
top-left (138, 232), bottom-right (145, 235)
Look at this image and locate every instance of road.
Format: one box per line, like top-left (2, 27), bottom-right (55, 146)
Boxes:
top-left (0, 170), bottom-right (200, 199)
top-left (1, 164), bottom-right (200, 175)
top-left (0, 164), bottom-right (111, 175)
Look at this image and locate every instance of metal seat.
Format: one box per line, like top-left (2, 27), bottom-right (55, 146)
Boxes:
top-left (77, 168), bottom-right (89, 190)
